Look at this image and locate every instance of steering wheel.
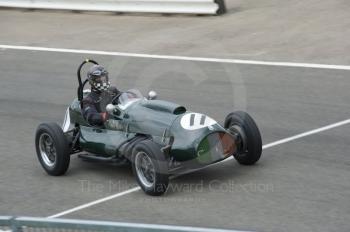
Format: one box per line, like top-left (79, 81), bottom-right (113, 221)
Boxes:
top-left (111, 92), bottom-right (123, 105)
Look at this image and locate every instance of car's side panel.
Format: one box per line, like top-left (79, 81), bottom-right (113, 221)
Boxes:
top-left (79, 125), bottom-right (131, 156)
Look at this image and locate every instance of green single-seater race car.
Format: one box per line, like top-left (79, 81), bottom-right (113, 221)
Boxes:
top-left (35, 59), bottom-right (262, 196)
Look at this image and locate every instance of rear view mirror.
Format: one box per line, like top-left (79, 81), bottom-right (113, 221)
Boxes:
top-left (148, 90), bottom-right (157, 100)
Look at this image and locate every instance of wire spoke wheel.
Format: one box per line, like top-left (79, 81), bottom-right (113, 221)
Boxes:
top-left (135, 151), bottom-right (156, 188)
top-left (39, 133), bottom-right (57, 167)
top-left (35, 122), bottom-right (70, 176)
top-left (131, 140), bottom-right (169, 196)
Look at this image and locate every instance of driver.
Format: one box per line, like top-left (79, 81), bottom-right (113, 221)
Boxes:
top-left (82, 65), bottom-right (120, 126)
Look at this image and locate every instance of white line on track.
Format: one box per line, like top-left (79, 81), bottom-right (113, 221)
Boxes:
top-left (47, 118), bottom-right (350, 219)
top-left (1, 44), bottom-right (350, 70)
top-left (262, 119), bottom-right (350, 149)
top-left (47, 187), bottom-right (141, 219)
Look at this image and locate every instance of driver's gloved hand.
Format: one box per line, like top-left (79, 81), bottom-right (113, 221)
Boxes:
top-left (100, 112), bottom-right (109, 122)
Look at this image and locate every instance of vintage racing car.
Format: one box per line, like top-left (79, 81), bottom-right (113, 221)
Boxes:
top-left (35, 59), bottom-right (262, 196)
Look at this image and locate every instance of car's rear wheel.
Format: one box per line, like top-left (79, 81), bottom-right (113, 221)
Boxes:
top-left (132, 140), bottom-right (169, 196)
top-left (224, 111), bottom-right (262, 165)
top-left (35, 122), bottom-right (70, 175)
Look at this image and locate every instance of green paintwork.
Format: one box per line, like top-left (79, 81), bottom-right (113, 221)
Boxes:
top-left (68, 91), bottom-right (233, 166)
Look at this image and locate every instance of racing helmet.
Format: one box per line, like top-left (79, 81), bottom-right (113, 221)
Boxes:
top-left (87, 65), bottom-right (111, 91)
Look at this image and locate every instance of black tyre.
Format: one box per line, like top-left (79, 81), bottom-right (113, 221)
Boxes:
top-left (224, 111), bottom-right (262, 165)
top-left (35, 122), bottom-right (70, 176)
top-left (131, 140), bottom-right (169, 196)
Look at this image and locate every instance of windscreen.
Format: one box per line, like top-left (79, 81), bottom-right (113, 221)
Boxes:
top-left (118, 89), bottom-right (143, 108)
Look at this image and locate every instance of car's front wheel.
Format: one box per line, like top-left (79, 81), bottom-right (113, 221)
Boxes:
top-left (35, 122), bottom-right (70, 176)
top-left (131, 140), bottom-right (169, 196)
top-left (224, 111), bottom-right (262, 165)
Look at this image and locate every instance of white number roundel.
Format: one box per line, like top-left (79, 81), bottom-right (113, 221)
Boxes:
top-left (180, 113), bottom-right (217, 130)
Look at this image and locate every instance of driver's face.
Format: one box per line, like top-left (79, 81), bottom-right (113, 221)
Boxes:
top-left (94, 74), bottom-right (108, 83)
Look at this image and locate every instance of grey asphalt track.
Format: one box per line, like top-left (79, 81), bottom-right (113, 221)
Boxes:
top-left (0, 48), bottom-right (349, 232)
